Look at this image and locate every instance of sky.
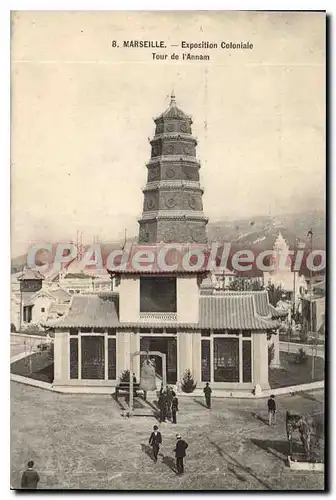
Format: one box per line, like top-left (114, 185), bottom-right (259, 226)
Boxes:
top-left (10, 11), bottom-right (325, 257)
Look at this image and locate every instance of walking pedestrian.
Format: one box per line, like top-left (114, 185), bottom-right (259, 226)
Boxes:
top-left (171, 392), bottom-right (179, 424)
top-left (203, 382), bottom-right (212, 409)
top-left (267, 394), bottom-right (276, 425)
top-left (149, 425), bottom-right (162, 463)
top-left (158, 392), bottom-right (166, 422)
top-left (174, 434), bottom-right (188, 475)
top-left (21, 461), bottom-right (40, 490)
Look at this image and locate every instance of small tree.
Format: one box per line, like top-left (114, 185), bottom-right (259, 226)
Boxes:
top-left (267, 284), bottom-right (285, 307)
top-left (181, 369), bottom-right (197, 393)
top-left (119, 369), bottom-right (131, 383)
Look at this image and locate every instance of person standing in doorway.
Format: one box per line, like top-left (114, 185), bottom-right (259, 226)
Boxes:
top-left (174, 434), bottom-right (188, 475)
top-left (171, 392), bottom-right (179, 424)
top-left (149, 425), bottom-right (162, 463)
top-left (21, 461), bottom-right (40, 489)
top-left (203, 382), bottom-right (212, 409)
top-left (267, 394), bottom-right (276, 425)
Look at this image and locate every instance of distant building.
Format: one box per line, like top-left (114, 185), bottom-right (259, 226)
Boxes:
top-left (13, 269), bottom-right (71, 330)
top-left (264, 232), bottom-right (307, 305)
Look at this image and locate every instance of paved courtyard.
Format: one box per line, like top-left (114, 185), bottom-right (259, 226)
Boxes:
top-left (11, 382), bottom-right (324, 490)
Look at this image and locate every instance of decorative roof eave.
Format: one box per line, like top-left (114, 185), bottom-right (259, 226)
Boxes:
top-left (147, 156), bottom-right (200, 166)
top-left (48, 321), bottom-right (277, 331)
top-left (142, 181), bottom-right (204, 194)
top-left (268, 304), bottom-right (288, 318)
top-left (110, 269), bottom-right (210, 276)
top-left (139, 210), bottom-right (209, 222)
top-left (151, 133), bottom-right (197, 144)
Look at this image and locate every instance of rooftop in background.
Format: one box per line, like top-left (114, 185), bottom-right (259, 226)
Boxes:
top-left (17, 268), bottom-right (45, 281)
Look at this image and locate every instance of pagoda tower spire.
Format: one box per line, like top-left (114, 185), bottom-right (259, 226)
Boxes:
top-left (138, 94), bottom-right (208, 244)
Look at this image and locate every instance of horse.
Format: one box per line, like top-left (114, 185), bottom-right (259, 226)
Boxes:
top-left (286, 411), bottom-right (313, 459)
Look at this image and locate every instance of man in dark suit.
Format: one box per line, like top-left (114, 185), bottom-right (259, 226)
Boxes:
top-left (203, 382), bottom-right (212, 409)
top-left (149, 425), bottom-right (162, 462)
top-left (174, 434), bottom-right (188, 475)
top-left (21, 460), bottom-right (40, 489)
top-left (171, 392), bottom-right (179, 424)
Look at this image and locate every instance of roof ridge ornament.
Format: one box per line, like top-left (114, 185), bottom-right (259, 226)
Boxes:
top-left (170, 89), bottom-right (176, 106)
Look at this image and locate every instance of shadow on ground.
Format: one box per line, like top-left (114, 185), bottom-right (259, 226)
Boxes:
top-left (193, 398), bottom-right (209, 409)
top-left (251, 438), bottom-right (293, 461)
top-left (251, 412), bottom-right (269, 425)
top-left (161, 455), bottom-right (177, 474)
top-left (207, 438), bottom-right (272, 490)
top-left (11, 353), bottom-right (54, 383)
top-left (141, 443), bottom-right (154, 462)
top-left (112, 394), bottom-right (159, 420)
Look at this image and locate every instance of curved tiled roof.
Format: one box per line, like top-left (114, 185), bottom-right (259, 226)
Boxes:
top-left (17, 268), bottom-right (45, 280)
top-left (46, 290), bottom-right (279, 331)
top-left (154, 94), bottom-right (191, 122)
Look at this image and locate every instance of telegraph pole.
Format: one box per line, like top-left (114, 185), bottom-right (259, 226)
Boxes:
top-left (308, 229), bottom-right (315, 380)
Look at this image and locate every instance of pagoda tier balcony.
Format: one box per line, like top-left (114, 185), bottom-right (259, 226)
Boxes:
top-left (142, 180), bottom-right (204, 194)
top-left (147, 155), bottom-right (200, 165)
top-left (150, 133), bottom-right (198, 145)
top-left (139, 210), bottom-right (209, 222)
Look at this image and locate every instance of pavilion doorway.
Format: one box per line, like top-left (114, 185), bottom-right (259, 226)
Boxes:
top-left (140, 336), bottom-right (177, 385)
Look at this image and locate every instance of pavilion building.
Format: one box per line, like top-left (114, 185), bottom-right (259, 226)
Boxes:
top-left (48, 94), bottom-right (280, 394)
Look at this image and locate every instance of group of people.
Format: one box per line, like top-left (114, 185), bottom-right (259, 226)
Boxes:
top-left (149, 426), bottom-right (189, 475)
top-left (157, 382), bottom-right (213, 423)
top-left (158, 387), bottom-right (179, 423)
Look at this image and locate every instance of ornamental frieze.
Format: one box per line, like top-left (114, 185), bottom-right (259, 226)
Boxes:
top-left (139, 224), bottom-right (150, 243)
top-left (147, 165), bottom-right (160, 182)
top-left (145, 194), bottom-right (158, 211)
top-left (165, 167), bottom-right (175, 179)
top-left (164, 196), bottom-right (177, 209)
top-left (155, 123), bottom-right (164, 135)
top-left (151, 143), bottom-right (161, 157)
top-left (188, 195), bottom-right (203, 211)
top-left (183, 166), bottom-right (199, 181)
top-left (162, 141), bottom-right (195, 157)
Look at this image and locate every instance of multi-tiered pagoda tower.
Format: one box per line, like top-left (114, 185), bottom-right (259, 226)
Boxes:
top-left (138, 93), bottom-right (208, 244)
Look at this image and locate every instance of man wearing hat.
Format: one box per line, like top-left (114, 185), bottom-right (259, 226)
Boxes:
top-left (174, 434), bottom-right (188, 475)
top-left (149, 425), bottom-right (162, 463)
top-left (267, 394), bottom-right (276, 425)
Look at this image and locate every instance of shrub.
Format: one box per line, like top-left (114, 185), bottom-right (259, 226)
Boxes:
top-left (10, 323), bottom-right (16, 332)
top-left (181, 369), bottom-right (197, 393)
top-left (296, 348), bottom-right (308, 364)
top-left (119, 369), bottom-right (131, 383)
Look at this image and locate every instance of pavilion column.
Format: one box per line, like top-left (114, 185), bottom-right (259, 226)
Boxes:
top-left (53, 330), bottom-right (69, 385)
top-left (270, 331), bottom-right (281, 368)
top-left (252, 332), bottom-right (270, 390)
top-left (116, 331), bottom-right (131, 380)
top-left (177, 332), bottom-right (193, 385)
top-left (192, 332), bottom-right (202, 385)
top-left (130, 331), bottom-right (140, 380)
